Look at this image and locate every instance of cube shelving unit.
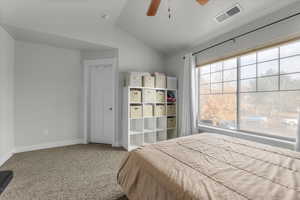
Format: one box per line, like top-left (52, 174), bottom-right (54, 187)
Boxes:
top-left (123, 86), bottom-right (178, 151)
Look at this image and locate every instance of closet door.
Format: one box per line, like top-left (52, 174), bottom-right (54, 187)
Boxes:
top-left (90, 65), bottom-right (113, 144)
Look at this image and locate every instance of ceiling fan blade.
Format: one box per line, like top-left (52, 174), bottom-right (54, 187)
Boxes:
top-left (196, 0), bottom-right (209, 5)
top-left (147, 0), bottom-right (161, 16)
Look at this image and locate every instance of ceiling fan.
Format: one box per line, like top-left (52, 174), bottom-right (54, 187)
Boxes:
top-left (147, 0), bottom-right (209, 16)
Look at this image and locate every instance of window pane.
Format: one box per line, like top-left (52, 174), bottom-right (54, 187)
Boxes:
top-left (211, 72), bottom-right (222, 83)
top-left (223, 58), bottom-right (237, 69)
top-left (240, 92), bottom-right (300, 138)
top-left (224, 69), bottom-right (237, 81)
top-left (240, 53), bottom-right (256, 66)
top-left (280, 73), bottom-right (300, 90)
top-left (199, 94), bottom-right (237, 129)
top-left (280, 41), bottom-right (300, 58)
top-left (211, 83), bottom-right (222, 94)
top-left (257, 60), bottom-right (278, 77)
top-left (223, 81), bottom-right (237, 93)
top-left (240, 79), bottom-right (256, 92)
top-left (257, 76), bottom-right (278, 91)
top-left (200, 65), bottom-right (210, 75)
top-left (240, 65), bottom-right (256, 79)
top-left (200, 74), bottom-right (210, 85)
top-left (200, 84), bottom-right (210, 94)
top-left (280, 56), bottom-right (300, 74)
top-left (211, 62), bottom-right (222, 72)
top-left (257, 47), bottom-right (278, 62)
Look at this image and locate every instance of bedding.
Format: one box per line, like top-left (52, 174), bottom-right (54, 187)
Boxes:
top-left (117, 133), bottom-right (300, 200)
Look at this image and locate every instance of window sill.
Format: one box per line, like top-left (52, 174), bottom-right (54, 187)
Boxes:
top-left (198, 125), bottom-right (295, 150)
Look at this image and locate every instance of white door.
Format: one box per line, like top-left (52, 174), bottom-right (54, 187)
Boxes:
top-left (90, 65), bottom-right (114, 144)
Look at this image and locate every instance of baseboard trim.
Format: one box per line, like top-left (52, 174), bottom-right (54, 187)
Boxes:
top-left (0, 151), bottom-right (14, 167)
top-left (15, 139), bottom-right (85, 153)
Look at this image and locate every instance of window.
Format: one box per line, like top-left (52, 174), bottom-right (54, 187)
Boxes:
top-left (197, 39), bottom-right (300, 139)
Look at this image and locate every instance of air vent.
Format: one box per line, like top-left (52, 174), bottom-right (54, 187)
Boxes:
top-left (215, 4), bottom-right (241, 23)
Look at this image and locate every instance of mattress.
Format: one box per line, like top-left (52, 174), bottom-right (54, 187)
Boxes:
top-left (117, 133), bottom-right (300, 200)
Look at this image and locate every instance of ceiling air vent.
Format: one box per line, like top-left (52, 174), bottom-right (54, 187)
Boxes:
top-left (215, 4), bottom-right (241, 23)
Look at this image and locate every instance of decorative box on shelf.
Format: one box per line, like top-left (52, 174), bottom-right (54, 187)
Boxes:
top-left (167, 105), bottom-right (176, 116)
top-left (143, 105), bottom-right (154, 117)
top-left (167, 76), bottom-right (177, 90)
top-left (130, 89), bottom-right (142, 103)
top-left (143, 89), bottom-right (156, 103)
top-left (155, 105), bottom-right (166, 117)
top-left (156, 90), bottom-right (165, 103)
top-left (126, 72), bottom-right (150, 87)
top-left (130, 105), bottom-right (142, 119)
top-left (167, 117), bottom-right (176, 129)
top-left (143, 75), bottom-right (155, 88)
top-left (154, 72), bottom-right (166, 88)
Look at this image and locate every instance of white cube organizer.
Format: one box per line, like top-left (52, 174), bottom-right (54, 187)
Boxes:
top-left (167, 77), bottom-right (177, 90)
top-left (143, 76), bottom-right (155, 88)
top-left (156, 90), bottom-right (165, 103)
top-left (155, 75), bottom-right (166, 88)
top-left (130, 89), bottom-right (142, 103)
top-left (143, 89), bottom-right (156, 103)
top-left (167, 104), bottom-right (176, 116)
top-left (143, 105), bottom-right (154, 117)
top-left (155, 105), bottom-right (166, 117)
top-left (123, 74), bottom-right (177, 151)
top-left (130, 105), bottom-right (142, 119)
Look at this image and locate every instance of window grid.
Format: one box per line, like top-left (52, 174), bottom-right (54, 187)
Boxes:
top-left (198, 41), bottom-right (300, 139)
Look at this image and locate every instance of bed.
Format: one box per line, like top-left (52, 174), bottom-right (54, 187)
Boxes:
top-left (117, 133), bottom-right (300, 200)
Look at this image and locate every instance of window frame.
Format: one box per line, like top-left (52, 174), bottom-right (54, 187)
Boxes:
top-left (197, 39), bottom-right (300, 142)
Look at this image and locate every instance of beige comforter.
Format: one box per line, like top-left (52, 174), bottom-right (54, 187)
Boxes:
top-left (117, 133), bottom-right (300, 200)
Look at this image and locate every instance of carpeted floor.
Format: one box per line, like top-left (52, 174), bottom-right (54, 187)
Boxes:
top-left (0, 144), bottom-right (129, 200)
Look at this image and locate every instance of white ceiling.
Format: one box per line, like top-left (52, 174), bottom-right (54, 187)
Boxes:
top-left (0, 0), bottom-right (299, 54)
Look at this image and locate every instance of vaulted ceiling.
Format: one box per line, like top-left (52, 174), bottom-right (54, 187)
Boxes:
top-left (0, 0), bottom-right (299, 55)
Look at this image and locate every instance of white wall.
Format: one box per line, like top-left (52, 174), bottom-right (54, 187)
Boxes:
top-left (165, 2), bottom-right (300, 148)
top-left (0, 26), bottom-right (15, 165)
top-left (14, 41), bottom-right (82, 151)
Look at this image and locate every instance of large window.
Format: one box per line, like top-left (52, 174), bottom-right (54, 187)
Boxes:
top-left (198, 39), bottom-right (300, 139)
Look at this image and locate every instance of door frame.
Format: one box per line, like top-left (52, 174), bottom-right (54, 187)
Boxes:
top-left (82, 58), bottom-right (118, 146)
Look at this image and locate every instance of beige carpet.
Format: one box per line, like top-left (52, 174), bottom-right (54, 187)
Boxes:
top-left (0, 144), bottom-right (129, 200)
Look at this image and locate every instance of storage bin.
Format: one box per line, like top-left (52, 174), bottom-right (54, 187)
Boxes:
top-left (155, 105), bottom-right (166, 117)
top-left (155, 75), bottom-right (166, 88)
top-left (167, 117), bottom-right (176, 128)
top-left (130, 105), bottom-right (142, 119)
top-left (143, 105), bottom-right (154, 117)
top-left (143, 89), bottom-right (156, 103)
top-left (143, 76), bottom-right (155, 88)
top-left (130, 89), bottom-right (142, 103)
top-left (126, 72), bottom-right (150, 87)
top-left (167, 77), bottom-right (177, 90)
top-left (156, 90), bottom-right (165, 103)
top-left (167, 104), bottom-right (176, 116)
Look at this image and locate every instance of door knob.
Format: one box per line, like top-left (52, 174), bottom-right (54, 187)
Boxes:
top-left (109, 107), bottom-right (113, 111)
